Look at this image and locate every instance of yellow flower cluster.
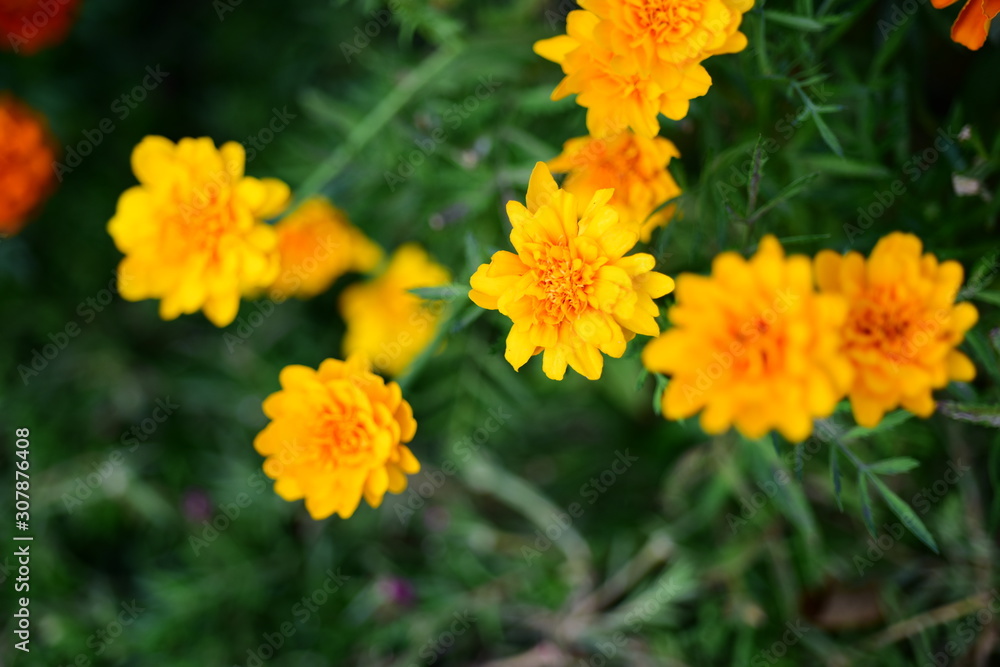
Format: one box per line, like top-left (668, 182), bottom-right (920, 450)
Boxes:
top-left (642, 233), bottom-right (978, 441)
top-left (108, 135), bottom-right (457, 521)
top-left (535, 0), bottom-right (753, 137)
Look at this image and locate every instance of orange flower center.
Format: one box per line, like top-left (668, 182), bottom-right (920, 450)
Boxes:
top-left (315, 398), bottom-right (377, 468)
top-left (531, 245), bottom-right (602, 324)
top-left (845, 288), bottom-right (942, 366)
top-left (630, 0), bottom-right (706, 42)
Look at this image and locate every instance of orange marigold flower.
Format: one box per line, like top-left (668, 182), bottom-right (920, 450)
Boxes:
top-left (814, 233), bottom-right (978, 427)
top-left (340, 243), bottom-right (451, 377)
top-left (535, 10), bottom-right (711, 137)
top-left (548, 131), bottom-right (682, 243)
top-left (470, 162), bottom-right (674, 381)
top-left (931, 0), bottom-right (999, 50)
top-left (642, 236), bottom-right (852, 442)
top-left (583, 0), bottom-right (752, 66)
top-left (253, 354), bottom-right (420, 520)
top-left (0, 94), bottom-right (55, 235)
top-left (270, 197), bottom-right (382, 300)
top-left (108, 136), bottom-right (290, 327)
top-left (0, 0), bottom-right (82, 54)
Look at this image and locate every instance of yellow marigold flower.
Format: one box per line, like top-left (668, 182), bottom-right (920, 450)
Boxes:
top-left (340, 243), bottom-right (451, 376)
top-left (270, 197), bottom-right (382, 299)
top-left (814, 232), bottom-right (978, 427)
top-left (583, 0), bottom-right (753, 66)
top-left (108, 136), bottom-right (290, 327)
top-left (0, 94), bottom-right (56, 235)
top-left (642, 236), bottom-right (852, 442)
top-left (535, 10), bottom-right (711, 137)
top-left (548, 132), bottom-right (682, 243)
top-left (254, 354), bottom-right (419, 520)
top-left (469, 162), bottom-right (674, 381)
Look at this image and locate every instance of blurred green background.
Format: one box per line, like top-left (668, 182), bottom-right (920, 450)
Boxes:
top-left (2, 0), bottom-right (1000, 665)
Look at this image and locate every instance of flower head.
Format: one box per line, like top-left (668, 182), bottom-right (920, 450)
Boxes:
top-left (470, 162), bottom-right (674, 381)
top-left (548, 132), bottom-right (682, 242)
top-left (340, 243), bottom-right (451, 376)
top-left (0, 0), bottom-right (81, 54)
top-left (535, 10), bottom-right (711, 136)
top-left (583, 0), bottom-right (752, 65)
top-left (254, 354), bottom-right (419, 520)
top-left (815, 233), bottom-right (978, 427)
top-left (0, 94), bottom-right (55, 235)
top-left (931, 0), bottom-right (999, 50)
top-left (643, 236), bottom-right (852, 442)
top-left (270, 197), bottom-right (382, 300)
top-left (108, 136), bottom-right (290, 327)
top-left (534, 0), bottom-right (752, 135)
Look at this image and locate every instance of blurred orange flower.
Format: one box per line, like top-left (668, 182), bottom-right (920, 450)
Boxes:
top-left (270, 197), bottom-right (382, 300)
top-left (108, 136), bottom-right (290, 327)
top-left (931, 0), bottom-right (999, 50)
top-left (470, 162), bottom-right (674, 381)
top-left (643, 236), bottom-right (852, 442)
top-left (815, 232), bottom-right (978, 427)
top-left (0, 94), bottom-right (55, 235)
top-left (254, 354), bottom-right (420, 520)
top-left (548, 132), bottom-right (682, 243)
top-left (0, 0), bottom-right (82, 54)
top-left (340, 243), bottom-right (451, 377)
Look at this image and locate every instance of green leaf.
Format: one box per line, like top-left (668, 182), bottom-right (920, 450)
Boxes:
top-left (830, 445), bottom-right (843, 512)
top-left (937, 402), bottom-right (1000, 428)
top-left (811, 111), bottom-right (844, 157)
top-left (794, 442), bottom-right (804, 482)
top-left (842, 410), bottom-right (914, 441)
top-left (868, 457), bottom-right (920, 475)
top-left (653, 374), bottom-right (668, 416)
top-left (966, 330), bottom-right (1000, 384)
top-left (858, 472), bottom-right (876, 537)
top-left (409, 284), bottom-right (468, 301)
top-left (870, 477), bottom-right (940, 553)
top-left (970, 291), bottom-right (1000, 307)
top-left (746, 172), bottom-right (821, 224)
top-left (764, 10), bottom-right (826, 32)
